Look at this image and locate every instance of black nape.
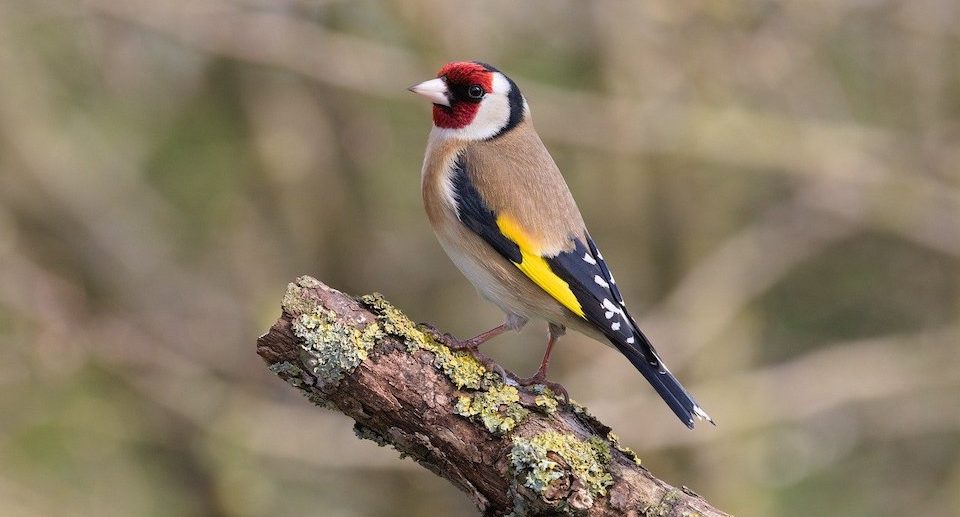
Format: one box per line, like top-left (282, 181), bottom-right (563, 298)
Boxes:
top-left (473, 62), bottom-right (525, 139)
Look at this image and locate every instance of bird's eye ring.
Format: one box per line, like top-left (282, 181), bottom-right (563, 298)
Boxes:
top-left (467, 84), bottom-right (485, 99)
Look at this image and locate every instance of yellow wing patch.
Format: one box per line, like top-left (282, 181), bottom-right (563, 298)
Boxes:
top-left (496, 215), bottom-right (585, 319)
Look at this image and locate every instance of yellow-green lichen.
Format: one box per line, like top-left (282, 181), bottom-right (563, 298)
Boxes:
top-left (454, 384), bottom-right (529, 434)
top-left (359, 293), bottom-right (495, 390)
top-left (282, 276), bottom-right (325, 315)
top-left (567, 399), bottom-right (592, 417)
top-left (534, 394), bottom-right (559, 414)
top-left (291, 305), bottom-right (382, 386)
top-left (606, 431), bottom-right (641, 466)
top-left (358, 293), bottom-right (534, 435)
top-left (510, 431), bottom-right (614, 507)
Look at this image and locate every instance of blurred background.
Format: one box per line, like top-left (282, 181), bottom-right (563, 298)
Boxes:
top-left (1, 0), bottom-right (958, 515)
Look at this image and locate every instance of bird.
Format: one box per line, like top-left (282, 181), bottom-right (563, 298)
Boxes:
top-left (408, 61), bottom-right (713, 429)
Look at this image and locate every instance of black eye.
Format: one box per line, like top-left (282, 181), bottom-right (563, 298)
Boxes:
top-left (467, 84), bottom-right (485, 99)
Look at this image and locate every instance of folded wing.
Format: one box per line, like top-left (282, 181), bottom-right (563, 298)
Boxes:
top-left (450, 153), bottom-right (711, 427)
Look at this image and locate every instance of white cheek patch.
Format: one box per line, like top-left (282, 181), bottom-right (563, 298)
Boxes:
top-left (490, 73), bottom-right (511, 96)
top-left (434, 72), bottom-right (514, 142)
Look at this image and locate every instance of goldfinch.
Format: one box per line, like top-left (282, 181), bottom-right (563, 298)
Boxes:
top-left (409, 61), bottom-right (712, 429)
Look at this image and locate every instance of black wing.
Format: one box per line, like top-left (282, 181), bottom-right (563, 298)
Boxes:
top-left (547, 236), bottom-right (712, 428)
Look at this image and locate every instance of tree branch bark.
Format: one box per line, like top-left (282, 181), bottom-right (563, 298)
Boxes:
top-left (256, 276), bottom-right (730, 517)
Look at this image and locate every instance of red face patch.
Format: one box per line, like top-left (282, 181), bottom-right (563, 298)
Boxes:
top-left (432, 62), bottom-right (493, 129)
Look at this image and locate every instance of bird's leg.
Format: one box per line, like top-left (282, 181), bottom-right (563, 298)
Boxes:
top-left (518, 323), bottom-right (564, 382)
top-left (517, 323), bottom-right (569, 403)
top-left (424, 312), bottom-right (527, 350)
top-left (419, 314), bottom-right (528, 383)
top-left (443, 324), bottom-right (509, 350)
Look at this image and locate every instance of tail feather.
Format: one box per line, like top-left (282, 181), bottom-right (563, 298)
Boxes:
top-left (612, 331), bottom-right (714, 429)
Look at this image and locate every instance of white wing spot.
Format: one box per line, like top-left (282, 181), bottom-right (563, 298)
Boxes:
top-left (583, 253), bottom-right (597, 265)
top-left (609, 273), bottom-right (616, 285)
top-left (626, 336), bottom-right (635, 344)
top-left (611, 322), bottom-right (621, 331)
top-left (601, 298), bottom-right (622, 316)
top-left (594, 275), bottom-right (609, 288)
top-left (601, 298), bottom-right (615, 319)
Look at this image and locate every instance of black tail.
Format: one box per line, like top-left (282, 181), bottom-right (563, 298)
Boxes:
top-left (612, 330), bottom-right (713, 429)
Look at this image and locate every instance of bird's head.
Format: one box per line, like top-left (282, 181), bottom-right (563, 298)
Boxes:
top-left (408, 61), bottom-right (526, 141)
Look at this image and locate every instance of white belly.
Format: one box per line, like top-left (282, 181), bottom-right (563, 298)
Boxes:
top-left (437, 234), bottom-right (518, 315)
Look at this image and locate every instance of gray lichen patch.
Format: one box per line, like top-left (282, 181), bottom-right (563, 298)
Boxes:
top-left (644, 489), bottom-right (684, 517)
top-left (267, 359), bottom-right (336, 408)
top-left (510, 431), bottom-right (614, 510)
top-left (454, 384), bottom-right (530, 435)
top-left (268, 361), bottom-right (305, 388)
top-left (505, 487), bottom-right (530, 517)
top-left (359, 293), bottom-right (496, 390)
top-left (291, 306), bottom-right (383, 387)
top-left (354, 423), bottom-right (391, 447)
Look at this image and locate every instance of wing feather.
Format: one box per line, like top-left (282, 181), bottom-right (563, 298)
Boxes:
top-left (495, 214), bottom-right (584, 318)
top-left (448, 151), bottom-right (709, 427)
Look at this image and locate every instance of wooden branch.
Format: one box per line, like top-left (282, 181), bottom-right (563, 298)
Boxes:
top-left (257, 276), bottom-right (730, 517)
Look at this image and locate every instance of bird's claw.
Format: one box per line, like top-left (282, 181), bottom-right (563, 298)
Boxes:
top-left (516, 373), bottom-right (570, 405)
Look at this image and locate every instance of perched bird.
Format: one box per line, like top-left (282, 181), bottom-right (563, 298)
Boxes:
top-left (409, 61), bottom-right (712, 429)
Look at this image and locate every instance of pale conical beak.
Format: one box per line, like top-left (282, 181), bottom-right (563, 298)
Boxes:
top-left (408, 77), bottom-right (450, 107)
